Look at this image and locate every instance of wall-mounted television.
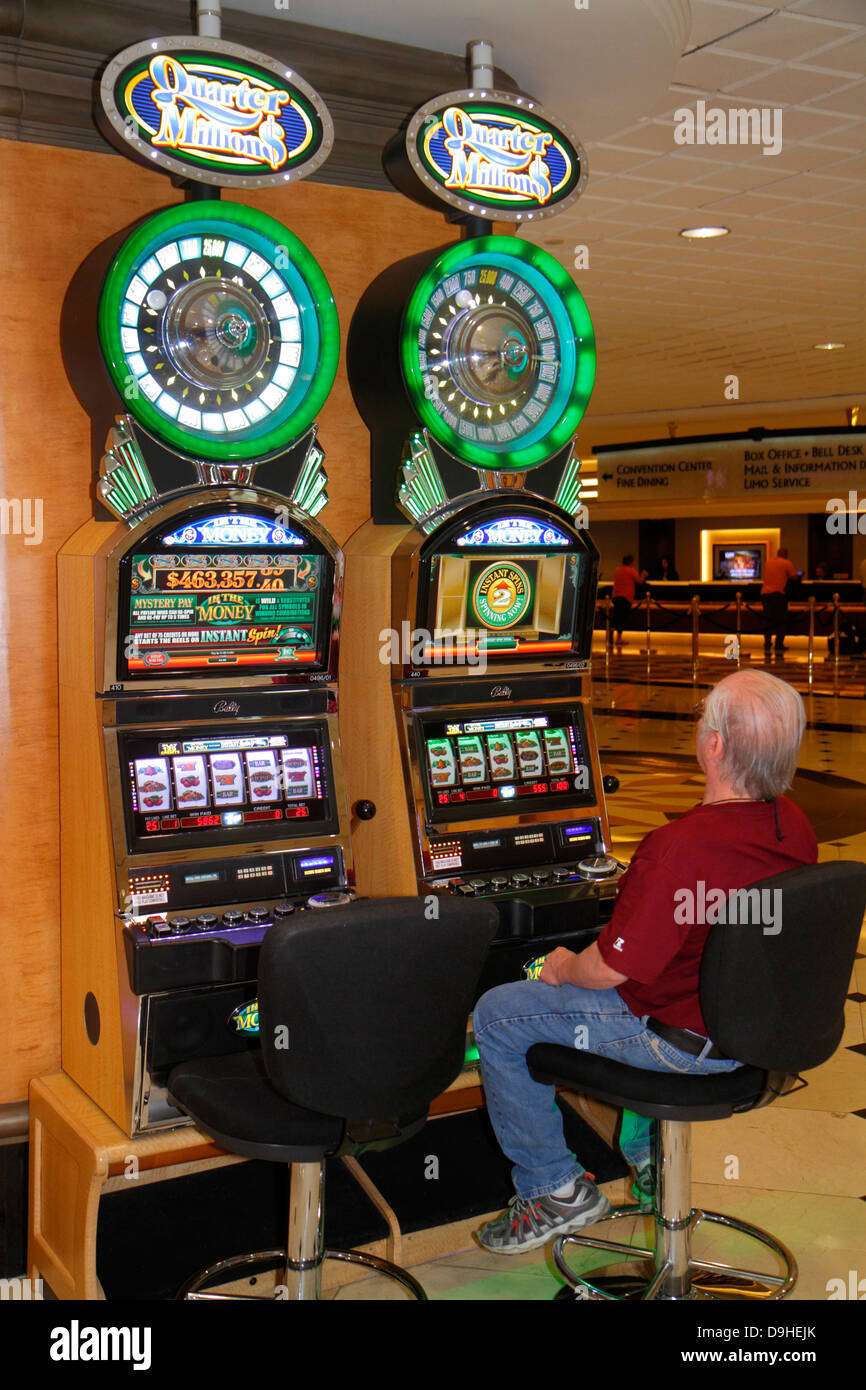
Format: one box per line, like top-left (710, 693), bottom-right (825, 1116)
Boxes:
top-left (712, 544), bottom-right (766, 582)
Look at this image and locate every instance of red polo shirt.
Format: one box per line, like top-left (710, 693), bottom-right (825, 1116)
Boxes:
top-left (612, 565), bottom-right (642, 603)
top-left (761, 556), bottom-right (797, 595)
top-left (597, 798), bottom-right (817, 1034)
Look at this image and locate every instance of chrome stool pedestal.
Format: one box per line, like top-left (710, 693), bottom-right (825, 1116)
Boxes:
top-left (177, 1160), bottom-right (426, 1302)
top-left (553, 1121), bottom-right (797, 1302)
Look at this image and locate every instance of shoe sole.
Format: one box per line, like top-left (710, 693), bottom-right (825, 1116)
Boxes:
top-left (476, 1194), bottom-right (612, 1256)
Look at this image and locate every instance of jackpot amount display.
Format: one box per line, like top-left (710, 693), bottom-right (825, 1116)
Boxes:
top-left (127, 551), bottom-right (323, 671)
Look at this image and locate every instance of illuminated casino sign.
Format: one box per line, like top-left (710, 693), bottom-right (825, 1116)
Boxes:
top-left (456, 518), bottom-right (571, 547)
top-left (471, 563), bottom-right (532, 629)
top-left (160, 516), bottom-right (305, 548)
top-left (229, 1001), bottom-right (260, 1036)
top-left (98, 36), bottom-right (333, 188)
top-left (386, 90), bottom-right (587, 220)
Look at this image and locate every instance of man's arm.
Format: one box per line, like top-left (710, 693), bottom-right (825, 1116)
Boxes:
top-left (540, 941), bottom-right (628, 990)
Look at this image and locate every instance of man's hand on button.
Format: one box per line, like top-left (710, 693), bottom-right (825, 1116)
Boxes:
top-left (539, 947), bottom-right (579, 987)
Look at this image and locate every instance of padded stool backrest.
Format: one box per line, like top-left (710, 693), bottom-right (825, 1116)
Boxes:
top-left (700, 861), bottom-right (866, 1073)
top-left (258, 897), bottom-right (498, 1119)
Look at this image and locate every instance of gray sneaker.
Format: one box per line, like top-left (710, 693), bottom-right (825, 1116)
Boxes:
top-left (476, 1178), bottom-right (611, 1255)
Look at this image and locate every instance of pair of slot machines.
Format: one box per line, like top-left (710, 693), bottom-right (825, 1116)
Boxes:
top-left (60, 39), bottom-right (620, 1137)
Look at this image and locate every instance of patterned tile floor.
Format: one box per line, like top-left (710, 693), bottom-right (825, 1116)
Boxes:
top-left (334, 657), bottom-right (866, 1301)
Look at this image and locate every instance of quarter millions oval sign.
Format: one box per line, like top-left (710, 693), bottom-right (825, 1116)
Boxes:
top-left (385, 89), bottom-right (587, 221)
top-left (98, 36), bottom-right (333, 188)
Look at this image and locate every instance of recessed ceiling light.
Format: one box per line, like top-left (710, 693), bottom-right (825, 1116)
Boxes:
top-left (679, 226), bottom-right (729, 239)
top-left (813, 342), bottom-right (846, 351)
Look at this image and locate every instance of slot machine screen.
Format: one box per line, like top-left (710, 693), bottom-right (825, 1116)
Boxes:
top-left (118, 511), bottom-right (333, 679)
top-left (417, 513), bottom-right (595, 664)
top-left (417, 706), bottom-right (595, 824)
top-left (120, 723), bottom-right (338, 853)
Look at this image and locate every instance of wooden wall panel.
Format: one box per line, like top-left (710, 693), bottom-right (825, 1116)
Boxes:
top-left (0, 137), bottom-right (450, 1104)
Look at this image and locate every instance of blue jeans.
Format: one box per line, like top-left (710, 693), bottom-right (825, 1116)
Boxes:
top-left (473, 980), bottom-right (740, 1200)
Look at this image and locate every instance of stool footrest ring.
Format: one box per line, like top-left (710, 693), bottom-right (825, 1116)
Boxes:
top-left (177, 1246), bottom-right (427, 1301)
top-left (553, 1206), bottom-right (797, 1302)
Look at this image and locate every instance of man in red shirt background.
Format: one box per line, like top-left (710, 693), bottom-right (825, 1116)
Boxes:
top-left (609, 553), bottom-right (647, 649)
top-left (474, 669), bottom-right (816, 1254)
top-left (760, 547), bottom-right (798, 656)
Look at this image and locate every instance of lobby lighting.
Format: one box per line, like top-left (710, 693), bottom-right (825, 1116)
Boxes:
top-left (679, 226), bottom-right (730, 239)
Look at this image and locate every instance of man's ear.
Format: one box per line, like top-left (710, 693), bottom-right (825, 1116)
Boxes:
top-left (704, 729), bottom-right (725, 764)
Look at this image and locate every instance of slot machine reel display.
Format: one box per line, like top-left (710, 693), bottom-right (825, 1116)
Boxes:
top-left (60, 173), bottom-right (352, 1134)
top-left (342, 74), bottom-right (621, 993)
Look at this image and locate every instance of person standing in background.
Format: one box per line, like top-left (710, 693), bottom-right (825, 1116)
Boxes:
top-left (610, 554), bottom-right (647, 650)
top-left (760, 547), bottom-right (797, 657)
top-left (652, 555), bottom-right (679, 581)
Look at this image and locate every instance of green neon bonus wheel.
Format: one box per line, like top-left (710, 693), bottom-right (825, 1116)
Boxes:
top-left (98, 202), bottom-right (339, 461)
top-left (401, 236), bottom-right (595, 471)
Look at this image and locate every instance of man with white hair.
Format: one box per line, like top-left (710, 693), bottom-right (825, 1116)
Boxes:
top-left (474, 669), bottom-right (817, 1254)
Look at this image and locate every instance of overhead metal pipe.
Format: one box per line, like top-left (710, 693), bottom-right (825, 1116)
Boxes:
top-left (197, 1), bottom-right (222, 39)
top-left (467, 39), bottom-right (494, 90)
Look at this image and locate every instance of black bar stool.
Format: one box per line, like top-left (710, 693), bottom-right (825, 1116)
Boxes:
top-left (167, 896), bottom-right (498, 1300)
top-left (527, 861), bottom-right (866, 1300)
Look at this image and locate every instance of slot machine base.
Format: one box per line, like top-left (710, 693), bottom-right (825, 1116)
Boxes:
top-left (426, 874), bottom-right (620, 998)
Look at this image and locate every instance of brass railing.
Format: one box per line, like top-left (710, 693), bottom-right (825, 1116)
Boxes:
top-left (599, 591), bottom-right (848, 689)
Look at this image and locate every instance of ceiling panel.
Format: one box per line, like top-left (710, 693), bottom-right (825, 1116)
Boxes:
top-left (521, 0), bottom-right (865, 429)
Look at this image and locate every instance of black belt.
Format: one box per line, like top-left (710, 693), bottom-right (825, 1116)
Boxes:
top-left (647, 1018), bottom-right (728, 1061)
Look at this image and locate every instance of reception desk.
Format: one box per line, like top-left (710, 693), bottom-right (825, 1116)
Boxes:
top-left (595, 580), bottom-right (865, 644)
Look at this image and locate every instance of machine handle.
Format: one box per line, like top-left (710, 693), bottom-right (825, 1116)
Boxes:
top-left (354, 799), bottom-right (377, 820)
top-left (602, 774), bottom-right (619, 794)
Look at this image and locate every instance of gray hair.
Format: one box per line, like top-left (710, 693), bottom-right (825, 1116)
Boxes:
top-left (701, 670), bottom-right (806, 799)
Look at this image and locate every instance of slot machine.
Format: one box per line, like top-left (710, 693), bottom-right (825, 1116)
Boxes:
top-left (59, 37), bottom-right (352, 1135)
top-left (340, 60), bottom-right (622, 994)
